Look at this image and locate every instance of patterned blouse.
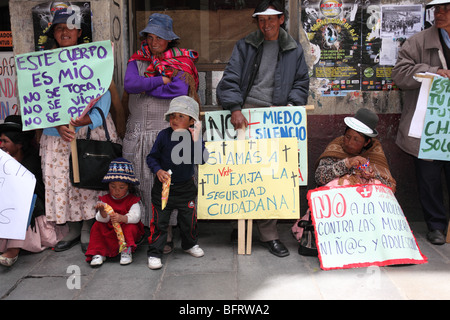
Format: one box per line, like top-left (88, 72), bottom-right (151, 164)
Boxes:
top-left (315, 157), bottom-right (393, 188)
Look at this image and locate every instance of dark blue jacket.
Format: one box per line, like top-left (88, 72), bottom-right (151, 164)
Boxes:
top-left (217, 28), bottom-right (310, 112)
top-left (146, 127), bottom-right (209, 183)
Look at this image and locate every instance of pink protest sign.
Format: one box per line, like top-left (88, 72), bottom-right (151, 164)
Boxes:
top-left (307, 184), bottom-right (427, 270)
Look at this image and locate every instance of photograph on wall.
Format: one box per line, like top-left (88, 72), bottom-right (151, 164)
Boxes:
top-left (31, 1), bottom-right (92, 51)
top-left (380, 4), bottom-right (423, 39)
top-left (302, 0), bottom-right (362, 96)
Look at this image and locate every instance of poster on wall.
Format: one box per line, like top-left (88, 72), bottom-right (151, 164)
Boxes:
top-left (302, 0), bottom-right (362, 96)
top-left (361, 2), bottom-right (398, 91)
top-left (361, 4), bottom-right (422, 91)
top-left (31, 1), bottom-right (92, 51)
top-left (0, 52), bottom-right (18, 123)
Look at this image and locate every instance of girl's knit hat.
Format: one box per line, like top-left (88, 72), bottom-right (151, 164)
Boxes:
top-left (102, 158), bottom-right (140, 185)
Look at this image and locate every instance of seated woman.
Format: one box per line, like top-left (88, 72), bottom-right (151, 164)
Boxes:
top-left (315, 108), bottom-right (396, 191)
top-left (292, 108), bottom-right (396, 246)
top-left (0, 115), bottom-right (67, 267)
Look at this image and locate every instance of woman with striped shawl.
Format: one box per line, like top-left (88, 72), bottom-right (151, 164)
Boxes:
top-left (122, 13), bottom-right (199, 251)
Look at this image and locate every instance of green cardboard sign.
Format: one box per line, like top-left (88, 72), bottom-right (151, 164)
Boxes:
top-left (15, 40), bottom-right (113, 130)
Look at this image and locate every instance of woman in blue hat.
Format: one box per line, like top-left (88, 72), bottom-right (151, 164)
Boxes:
top-left (39, 8), bottom-right (121, 252)
top-left (85, 158), bottom-right (144, 266)
top-left (122, 13), bottom-right (200, 251)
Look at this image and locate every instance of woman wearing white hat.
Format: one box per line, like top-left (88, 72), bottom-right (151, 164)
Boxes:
top-left (292, 109), bottom-right (396, 252)
top-left (392, 0), bottom-right (450, 245)
top-left (315, 108), bottom-right (396, 190)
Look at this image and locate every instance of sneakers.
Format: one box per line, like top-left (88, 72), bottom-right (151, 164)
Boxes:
top-left (90, 255), bottom-right (106, 266)
top-left (148, 245), bottom-right (204, 270)
top-left (184, 245), bottom-right (204, 258)
top-left (120, 251), bottom-right (133, 265)
top-left (148, 257), bottom-right (163, 270)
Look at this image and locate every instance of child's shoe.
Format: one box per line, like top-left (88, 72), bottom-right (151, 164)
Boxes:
top-left (90, 255), bottom-right (106, 266)
top-left (184, 244), bottom-right (204, 257)
top-left (120, 251), bottom-right (132, 265)
top-left (148, 257), bottom-right (162, 270)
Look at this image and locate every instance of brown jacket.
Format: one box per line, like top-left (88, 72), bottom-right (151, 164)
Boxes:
top-left (392, 25), bottom-right (446, 157)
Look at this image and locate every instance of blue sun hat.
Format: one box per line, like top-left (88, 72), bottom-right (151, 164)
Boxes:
top-left (46, 7), bottom-right (81, 37)
top-left (139, 13), bottom-right (179, 40)
top-left (102, 158), bottom-right (140, 185)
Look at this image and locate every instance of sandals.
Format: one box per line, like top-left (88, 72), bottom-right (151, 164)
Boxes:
top-left (163, 241), bottom-right (174, 254)
top-left (0, 255), bottom-right (18, 267)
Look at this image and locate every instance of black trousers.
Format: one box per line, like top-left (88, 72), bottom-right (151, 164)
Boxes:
top-left (414, 157), bottom-right (450, 232)
top-left (147, 179), bottom-right (198, 258)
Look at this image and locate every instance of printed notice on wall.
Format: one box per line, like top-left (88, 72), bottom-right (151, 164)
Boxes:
top-left (15, 40), bottom-right (113, 131)
top-left (198, 138), bottom-right (300, 220)
top-left (308, 184), bottom-right (427, 270)
top-left (0, 52), bottom-right (18, 123)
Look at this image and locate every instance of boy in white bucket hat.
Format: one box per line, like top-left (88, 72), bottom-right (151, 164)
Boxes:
top-left (392, 0), bottom-right (450, 245)
top-left (146, 96), bottom-right (208, 269)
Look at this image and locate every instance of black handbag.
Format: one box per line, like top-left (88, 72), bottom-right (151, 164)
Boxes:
top-left (297, 213), bottom-right (318, 256)
top-left (69, 107), bottom-right (122, 190)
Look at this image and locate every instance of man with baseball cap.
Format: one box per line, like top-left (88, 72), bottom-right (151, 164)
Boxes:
top-left (392, 0), bottom-right (450, 245)
top-left (217, 0), bottom-right (310, 257)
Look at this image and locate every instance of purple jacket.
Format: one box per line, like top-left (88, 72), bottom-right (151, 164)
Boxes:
top-left (124, 60), bottom-right (189, 98)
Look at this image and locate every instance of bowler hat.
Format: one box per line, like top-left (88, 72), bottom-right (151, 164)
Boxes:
top-left (0, 115), bottom-right (22, 134)
top-left (344, 108), bottom-right (379, 137)
top-left (0, 115), bottom-right (35, 141)
top-left (427, 0), bottom-right (450, 6)
top-left (139, 13), bottom-right (179, 40)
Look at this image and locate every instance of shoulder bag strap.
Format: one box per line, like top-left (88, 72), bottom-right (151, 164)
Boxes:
top-left (85, 107), bottom-right (111, 141)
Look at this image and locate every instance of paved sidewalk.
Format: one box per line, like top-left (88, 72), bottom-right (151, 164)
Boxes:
top-left (1, 221), bottom-right (449, 301)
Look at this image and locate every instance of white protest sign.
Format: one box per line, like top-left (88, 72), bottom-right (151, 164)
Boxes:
top-left (0, 149), bottom-right (36, 240)
top-left (204, 107), bottom-right (308, 185)
top-left (308, 184), bottom-right (427, 270)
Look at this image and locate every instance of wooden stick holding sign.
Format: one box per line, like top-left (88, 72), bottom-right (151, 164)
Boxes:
top-left (69, 124), bottom-right (80, 183)
top-left (235, 107), bottom-right (314, 255)
top-left (235, 127), bottom-right (252, 255)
